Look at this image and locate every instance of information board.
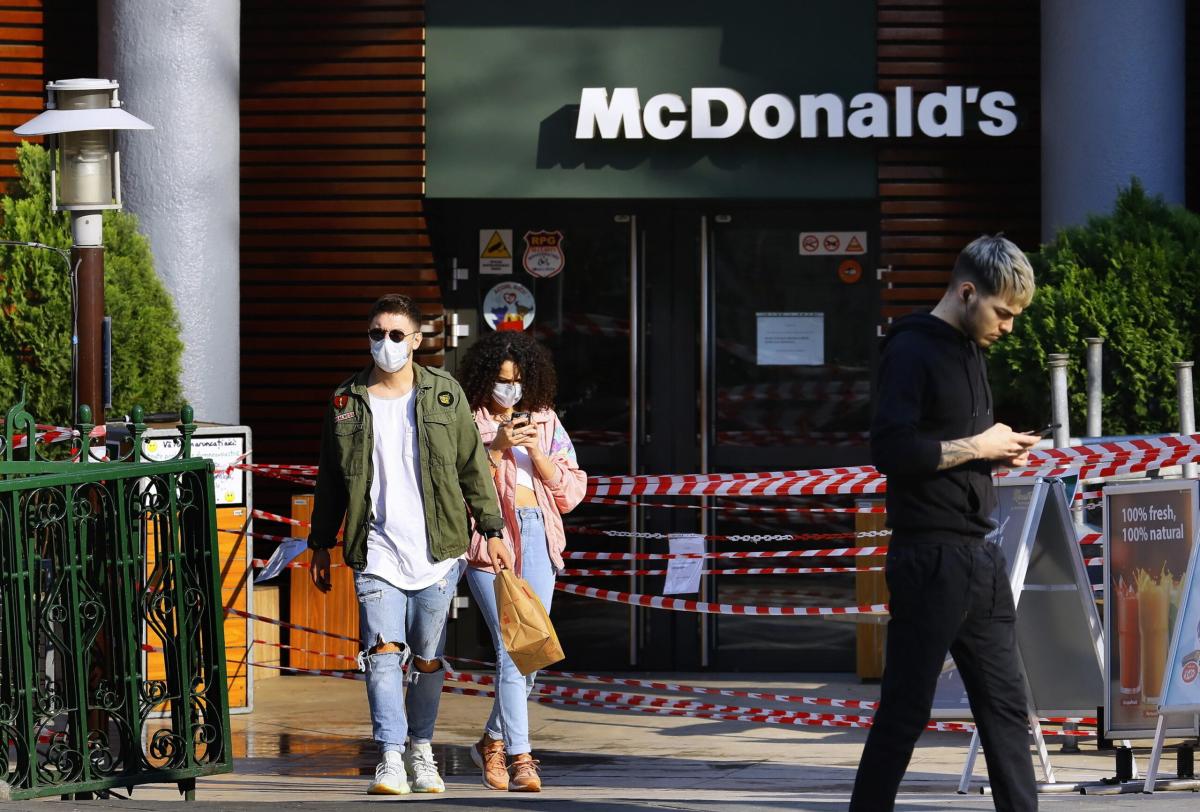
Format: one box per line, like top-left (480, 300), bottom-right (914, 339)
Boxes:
top-left (1104, 480), bottom-right (1200, 738)
top-left (933, 478), bottom-right (1104, 718)
top-left (143, 431), bottom-right (248, 507)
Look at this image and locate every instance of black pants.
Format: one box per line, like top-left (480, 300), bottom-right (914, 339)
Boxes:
top-left (849, 541), bottom-right (1037, 812)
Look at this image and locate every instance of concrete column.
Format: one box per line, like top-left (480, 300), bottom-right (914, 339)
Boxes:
top-left (99, 0), bottom-right (240, 423)
top-left (1041, 0), bottom-right (1185, 240)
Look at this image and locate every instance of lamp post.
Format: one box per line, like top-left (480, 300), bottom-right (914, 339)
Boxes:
top-left (14, 78), bottom-right (152, 423)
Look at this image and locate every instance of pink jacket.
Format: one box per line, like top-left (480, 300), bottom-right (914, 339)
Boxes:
top-left (467, 407), bottom-right (587, 574)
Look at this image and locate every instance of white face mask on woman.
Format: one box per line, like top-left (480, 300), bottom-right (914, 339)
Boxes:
top-left (492, 381), bottom-right (523, 409)
top-left (370, 336), bottom-right (410, 373)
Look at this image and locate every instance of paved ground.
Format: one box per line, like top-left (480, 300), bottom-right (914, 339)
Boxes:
top-left (6, 673), bottom-right (1199, 809)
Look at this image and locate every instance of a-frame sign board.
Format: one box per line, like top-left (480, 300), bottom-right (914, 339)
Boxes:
top-left (927, 477), bottom-right (1105, 791)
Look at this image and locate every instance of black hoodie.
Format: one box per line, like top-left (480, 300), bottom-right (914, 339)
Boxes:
top-left (871, 313), bottom-right (997, 543)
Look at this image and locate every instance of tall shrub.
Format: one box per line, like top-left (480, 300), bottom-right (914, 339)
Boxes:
top-left (0, 143), bottom-right (182, 425)
top-left (990, 181), bottom-right (1200, 435)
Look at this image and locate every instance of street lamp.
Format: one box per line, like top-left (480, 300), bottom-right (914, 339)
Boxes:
top-left (14, 78), bottom-right (152, 424)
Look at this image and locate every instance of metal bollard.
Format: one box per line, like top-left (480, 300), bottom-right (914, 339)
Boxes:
top-left (1177, 362), bottom-right (1196, 480)
top-left (1086, 338), bottom-right (1104, 437)
top-left (1048, 353), bottom-right (1071, 449)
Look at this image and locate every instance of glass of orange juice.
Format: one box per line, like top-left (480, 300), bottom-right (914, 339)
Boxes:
top-left (1139, 575), bottom-right (1170, 704)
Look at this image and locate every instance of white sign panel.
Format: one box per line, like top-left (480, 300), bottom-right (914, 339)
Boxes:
top-left (756, 312), bottom-right (824, 366)
top-left (142, 434), bottom-right (247, 506)
top-left (799, 231), bottom-right (867, 256)
top-left (479, 229), bottom-right (513, 275)
top-left (664, 534), bottom-right (705, 596)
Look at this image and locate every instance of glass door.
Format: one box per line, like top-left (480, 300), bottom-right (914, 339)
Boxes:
top-left (431, 202), bottom-right (641, 670)
top-left (703, 207), bottom-right (878, 671)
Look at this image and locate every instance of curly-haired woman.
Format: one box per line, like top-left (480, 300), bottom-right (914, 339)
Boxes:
top-left (458, 331), bottom-right (586, 793)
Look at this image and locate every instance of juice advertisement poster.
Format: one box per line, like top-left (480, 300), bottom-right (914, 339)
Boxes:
top-left (1159, 521), bottom-right (1200, 714)
top-left (1104, 482), bottom-right (1199, 735)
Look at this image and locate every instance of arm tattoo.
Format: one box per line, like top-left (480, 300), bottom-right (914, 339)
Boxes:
top-left (938, 438), bottom-right (980, 471)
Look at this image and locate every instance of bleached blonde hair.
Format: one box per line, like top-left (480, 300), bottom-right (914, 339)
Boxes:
top-left (951, 234), bottom-right (1036, 308)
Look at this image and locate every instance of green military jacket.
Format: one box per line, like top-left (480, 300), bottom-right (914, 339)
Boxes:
top-left (309, 363), bottom-right (505, 570)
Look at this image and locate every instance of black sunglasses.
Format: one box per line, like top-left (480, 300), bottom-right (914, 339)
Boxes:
top-left (368, 328), bottom-right (420, 343)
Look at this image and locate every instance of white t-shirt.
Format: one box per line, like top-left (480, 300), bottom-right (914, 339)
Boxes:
top-left (363, 390), bottom-right (460, 590)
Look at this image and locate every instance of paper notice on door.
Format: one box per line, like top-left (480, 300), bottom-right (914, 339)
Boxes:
top-left (664, 534), bottom-right (706, 595)
top-left (757, 312), bottom-right (824, 366)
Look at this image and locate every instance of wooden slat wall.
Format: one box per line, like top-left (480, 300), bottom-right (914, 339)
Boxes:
top-left (0, 1), bottom-right (44, 179)
top-left (876, 1), bottom-right (1041, 323)
top-left (240, 0), bottom-right (443, 481)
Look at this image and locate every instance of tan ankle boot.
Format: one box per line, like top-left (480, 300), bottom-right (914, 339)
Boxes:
top-left (508, 752), bottom-right (542, 792)
top-left (470, 735), bottom-right (508, 790)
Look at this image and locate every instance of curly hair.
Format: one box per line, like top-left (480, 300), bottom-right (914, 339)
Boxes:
top-left (458, 331), bottom-right (558, 413)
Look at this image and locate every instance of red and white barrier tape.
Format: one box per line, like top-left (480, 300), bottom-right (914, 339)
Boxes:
top-left (242, 463), bottom-right (318, 476)
top-left (563, 547), bottom-right (889, 561)
top-left (560, 566), bottom-right (885, 577)
top-left (448, 671), bottom-right (1095, 730)
top-left (455, 655), bottom-right (884, 710)
top-left (450, 671), bottom-right (857, 720)
top-left (236, 612), bottom-right (1095, 734)
top-left (998, 446), bottom-right (1200, 481)
top-left (586, 496), bottom-right (887, 514)
top-left (252, 509), bottom-right (307, 527)
top-left (228, 607), bottom-right (360, 645)
top-left (250, 557), bottom-right (346, 571)
top-left (252, 638), bottom-right (358, 664)
top-left (251, 660), bottom-right (364, 682)
top-left (555, 581), bottom-right (888, 616)
top-left (240, 433), bottom-right (1199, 500)
top-left (236, 465), bottom-right (316, 488)
top-left (1031, 434), bottom-right (1200, 463)
top-left (7, 423), bottom-right (106, 450)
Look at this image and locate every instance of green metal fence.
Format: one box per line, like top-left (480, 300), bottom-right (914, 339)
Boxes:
top-left (0, 396), bottom-right (232, 800)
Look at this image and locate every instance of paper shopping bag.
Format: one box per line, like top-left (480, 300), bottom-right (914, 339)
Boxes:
top-left (494, 569), bottom-right (565, 675)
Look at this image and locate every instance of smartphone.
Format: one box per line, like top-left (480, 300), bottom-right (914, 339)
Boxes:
top-left (511, 411), bottom-right (532, 426)
top-left (1024, 422), bottom-right (1061, 438)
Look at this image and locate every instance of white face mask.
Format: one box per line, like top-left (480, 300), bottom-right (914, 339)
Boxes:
top-left (370, 336), bottom-right (410, 373)
top-left (492, 382), bottom-right (522, 409)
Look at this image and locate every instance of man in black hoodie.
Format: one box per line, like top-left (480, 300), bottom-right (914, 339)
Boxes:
top-left (850, 235), bottom-right (1040, 812)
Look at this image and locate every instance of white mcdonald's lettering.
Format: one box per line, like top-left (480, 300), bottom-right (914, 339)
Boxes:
top-left (574, 86), bottom-right (1018, 141)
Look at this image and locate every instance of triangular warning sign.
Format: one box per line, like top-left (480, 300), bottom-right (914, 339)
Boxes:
top-left (847, 235), bottom-right (864, 253)
top-left (481, 231), bottom-right (511, 259)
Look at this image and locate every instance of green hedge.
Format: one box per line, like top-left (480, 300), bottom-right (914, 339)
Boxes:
top-left (0, 143), bottom-right (182, 425)
top-left (989, 181), bottom-right (1200, 436)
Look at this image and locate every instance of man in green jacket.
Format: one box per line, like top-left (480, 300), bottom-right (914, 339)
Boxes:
top-left (309, 293), bottom-right (508, 796)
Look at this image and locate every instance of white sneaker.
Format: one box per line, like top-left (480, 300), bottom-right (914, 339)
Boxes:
top-left (404, 742), bottom-right (446, 793)
top-left (368, 751), bottom-right (410, 795)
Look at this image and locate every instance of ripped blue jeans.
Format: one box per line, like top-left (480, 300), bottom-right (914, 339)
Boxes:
top-left (354, 560), bottom-right (465, 754)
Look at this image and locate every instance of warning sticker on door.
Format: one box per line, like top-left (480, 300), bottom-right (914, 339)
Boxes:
top-left (523, 230), bottom-right (565, 279)
top-left (483, 281), bottom-right (535, 332)
top-left (799, 231), bottom-right (868, 256)
top-left (479, 229), bottom-right (513, 275)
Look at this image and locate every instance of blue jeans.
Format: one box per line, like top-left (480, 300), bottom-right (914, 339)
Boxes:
top-left (466, 508), bottom-right (556, 756)
top-left (355, 560), bottom-right (465, 755)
